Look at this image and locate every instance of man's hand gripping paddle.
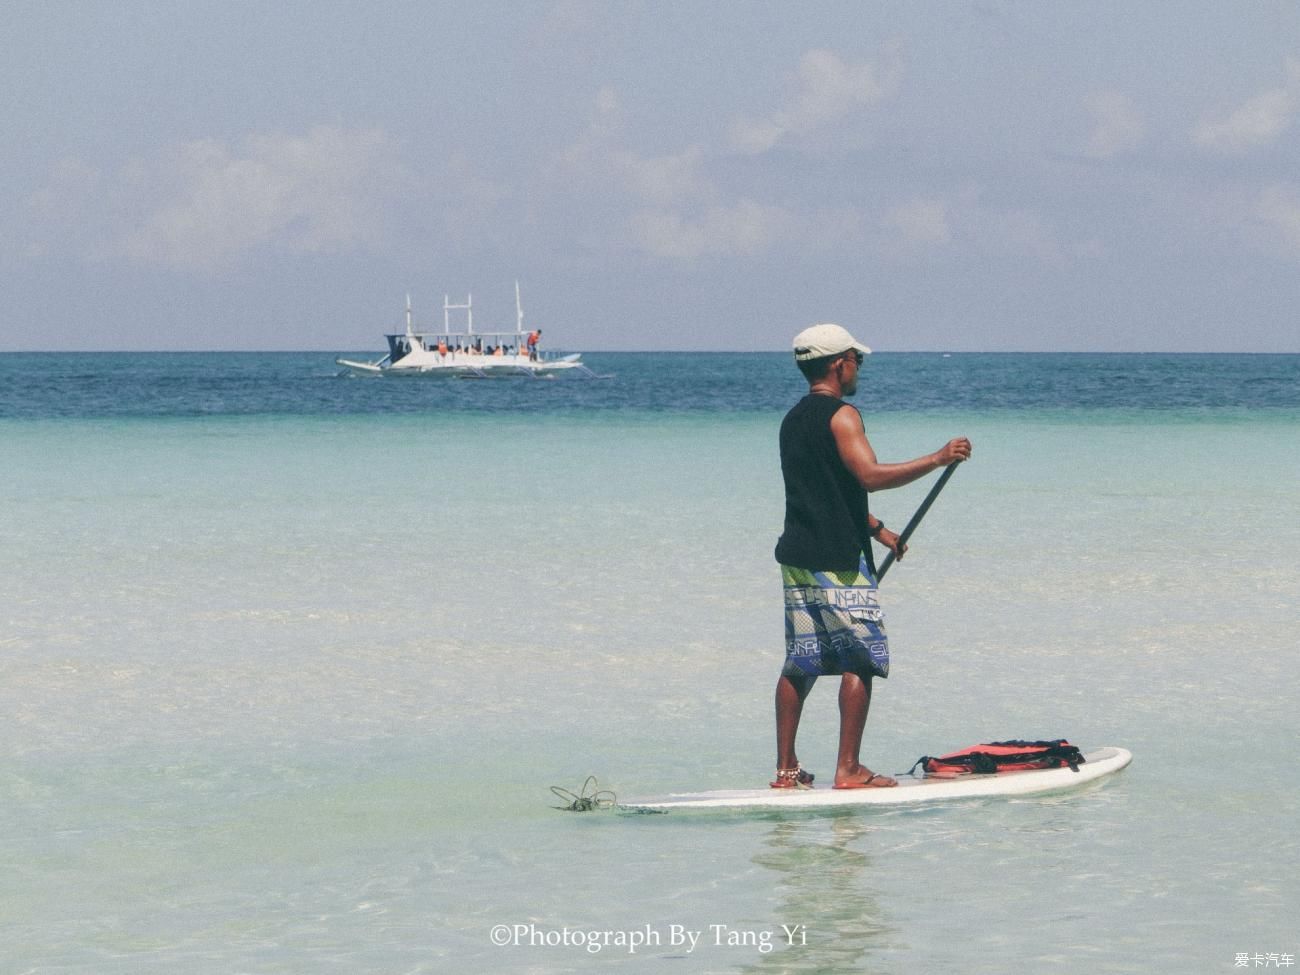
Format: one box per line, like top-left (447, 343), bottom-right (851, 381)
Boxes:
top-left (876, 462), bottom-right (960, 582)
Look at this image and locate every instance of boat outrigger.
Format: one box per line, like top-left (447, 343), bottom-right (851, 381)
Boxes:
top-left (336, 283), bottom-right (597, 378)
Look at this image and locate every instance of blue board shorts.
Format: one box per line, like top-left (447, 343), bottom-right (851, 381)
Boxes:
top-left (781, 555), bottom-right (889, 679)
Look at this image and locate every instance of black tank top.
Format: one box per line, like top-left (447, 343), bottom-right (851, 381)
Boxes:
top-left (774, 394), bottom-right (874, 573)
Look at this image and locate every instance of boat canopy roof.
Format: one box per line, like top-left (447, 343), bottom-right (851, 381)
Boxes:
top-left (385, 329), bottom-right (531, 340)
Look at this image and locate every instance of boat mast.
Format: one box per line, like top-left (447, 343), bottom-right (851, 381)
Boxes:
top-left (515, 280), bottom-right (524, 337)
top-left (444, 293), bottom-right (473, 336)
top-left (405, 294), bottom-right (414, 337)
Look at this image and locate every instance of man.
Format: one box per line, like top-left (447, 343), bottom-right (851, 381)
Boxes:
top-left (527, 328), bottom-right (542, 361)
top-left (773, 323), bottom-right (971, 789)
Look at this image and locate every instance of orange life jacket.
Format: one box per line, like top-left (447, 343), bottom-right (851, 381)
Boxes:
top-left (907, 740), bottom-right (1084, 778)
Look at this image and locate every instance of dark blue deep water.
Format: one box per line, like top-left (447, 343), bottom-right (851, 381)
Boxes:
top-left (0, 352), bottom-right (1296, 419)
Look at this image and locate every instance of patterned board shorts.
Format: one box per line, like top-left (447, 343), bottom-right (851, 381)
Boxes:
top-left (781, 555), bottom-right (889, 679)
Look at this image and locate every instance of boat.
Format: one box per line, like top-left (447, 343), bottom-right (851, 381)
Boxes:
top-left (336, 283), bottom-right (596, 378)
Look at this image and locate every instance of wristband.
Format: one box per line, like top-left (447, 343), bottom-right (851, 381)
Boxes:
top-left (869, 521), bottom-right (885, 538)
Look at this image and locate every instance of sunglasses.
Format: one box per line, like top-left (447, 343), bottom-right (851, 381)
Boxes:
top-left (842, 351), bottom-right (864, 365)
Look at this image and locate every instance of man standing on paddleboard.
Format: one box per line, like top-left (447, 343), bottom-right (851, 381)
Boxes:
top-left (774, 324), bottom-right (971, 790)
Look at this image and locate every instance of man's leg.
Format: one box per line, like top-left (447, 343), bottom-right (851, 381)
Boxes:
top-left (775, 673), bottom-right (815, 771)
top-left (834, 672), bottom-right (897, 787)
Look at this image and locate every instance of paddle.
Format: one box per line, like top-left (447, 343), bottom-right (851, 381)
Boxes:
top-left (876, 462), bottom-right (961, 582)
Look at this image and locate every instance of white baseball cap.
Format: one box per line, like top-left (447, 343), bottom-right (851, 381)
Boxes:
top-left (792, 323), bottom-right (871, 361)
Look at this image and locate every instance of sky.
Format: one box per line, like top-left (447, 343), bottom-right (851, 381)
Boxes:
top-left (3, 1), bottom-right (1300, 352)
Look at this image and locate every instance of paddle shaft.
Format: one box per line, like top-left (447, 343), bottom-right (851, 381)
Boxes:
top-left (875, 462), bottom-right (960, 581)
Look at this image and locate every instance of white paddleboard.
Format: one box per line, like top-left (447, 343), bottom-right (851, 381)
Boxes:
top-left (622, 746), bottom-right (1131, 812)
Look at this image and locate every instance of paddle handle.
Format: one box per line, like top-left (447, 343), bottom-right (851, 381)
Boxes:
top-left (875, 462), bottom-right (960, 582)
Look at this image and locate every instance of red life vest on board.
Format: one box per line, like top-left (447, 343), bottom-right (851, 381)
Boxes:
top-left (907, 740), bottom-right (1085, 778)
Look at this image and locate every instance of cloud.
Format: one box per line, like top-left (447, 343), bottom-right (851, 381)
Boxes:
top-left (629, 199), bottom-right (788, 259)
top-left (882, 197), bottom-right (952, 249)
top-left (550, 82), bottom-right (867, 261)
top-left (555, 89), bottom-right (767, 258)
top-left (549, 48), bottom-right (904, 260)
top-left (615, 145), bottom-right (708, 207)
top-left (1084, 91), bottom-right (1145, 159)
top-left (1194, 60), bottom-right (1300, 154)
top-left (630, 201), bottom-right (867, 261)
top-left (123, 127), bottom-right (408, 269)
top-left (24, 126), bottom-right (409, 270)
top-left (730, 45), bottom-right (903, 155)
top-left (556, 86), bottom-right (626, 174)
top-left (875, 189), bottom-right (1065, 268)
top-left (556, 89), bottom-right (707, 204)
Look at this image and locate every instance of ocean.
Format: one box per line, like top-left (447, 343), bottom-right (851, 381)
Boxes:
top-left (2, 351), bottom-right (1297, 974)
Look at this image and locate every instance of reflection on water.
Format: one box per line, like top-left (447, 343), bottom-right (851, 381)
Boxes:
top-left (742, 813), bottom-right (894, 973)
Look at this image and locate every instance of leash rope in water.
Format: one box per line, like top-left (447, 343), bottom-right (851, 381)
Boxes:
top-left (550, 776), bottom-right (617, 812)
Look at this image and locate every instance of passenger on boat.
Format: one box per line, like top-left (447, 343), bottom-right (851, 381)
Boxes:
top-left (527, 329), bottom-right (541, 361)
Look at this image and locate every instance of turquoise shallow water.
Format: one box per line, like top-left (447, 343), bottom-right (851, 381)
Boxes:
top-left (1, 354), bottom-right (1297, 972)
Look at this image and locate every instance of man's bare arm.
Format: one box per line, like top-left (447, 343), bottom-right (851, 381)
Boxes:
top-left (830, 405), bottom-right (970, 493)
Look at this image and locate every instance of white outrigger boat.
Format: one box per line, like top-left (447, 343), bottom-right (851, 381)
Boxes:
top-left (336, 283), bottom-right (596, 379)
